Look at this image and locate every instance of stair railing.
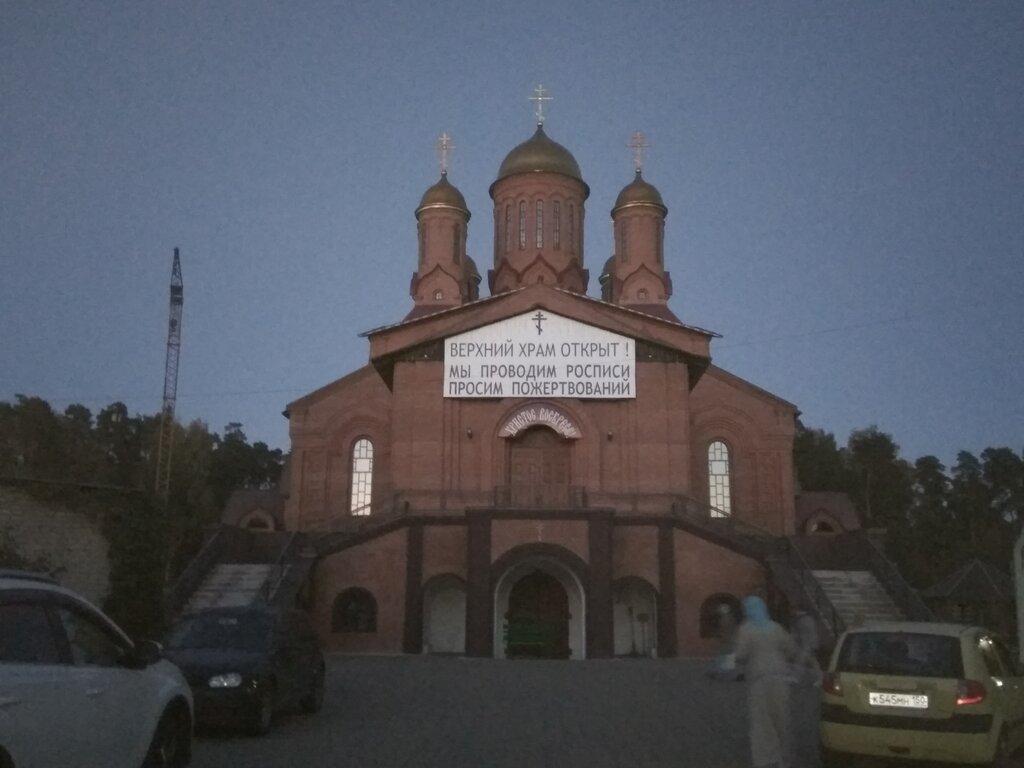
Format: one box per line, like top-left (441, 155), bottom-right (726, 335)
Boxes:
top-left (850, 530), bottom-right (933, 621)
top-left (165, 525), bottom-right (228, 620)
top-left (668, 495), bottom-right (776, 559)
top-left (259, 532), bottom-right (301, 604)
top-left (773, 538), bottom-right (844, 646)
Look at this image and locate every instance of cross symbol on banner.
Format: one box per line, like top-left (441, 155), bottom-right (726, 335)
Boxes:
top-left (532, 311), bottom-right (547, 335)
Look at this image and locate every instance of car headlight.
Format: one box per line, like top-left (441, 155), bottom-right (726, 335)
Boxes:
top-left (208, 672), bottom-right (244, 688)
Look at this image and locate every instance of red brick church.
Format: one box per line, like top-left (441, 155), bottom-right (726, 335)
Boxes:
top-left (281, 103), bottom-right (798, 659)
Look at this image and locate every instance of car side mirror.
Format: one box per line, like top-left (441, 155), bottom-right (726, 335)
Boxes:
top-left (131, 639), bottom-right (164, 668)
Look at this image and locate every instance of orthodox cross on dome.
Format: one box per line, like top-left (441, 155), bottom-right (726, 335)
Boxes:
top-left (628, 130), bottom-right (650, 173)
top-left (434, 132), bottom-right (455, 175)
top-left (529, 84), bottom-right (552, 126)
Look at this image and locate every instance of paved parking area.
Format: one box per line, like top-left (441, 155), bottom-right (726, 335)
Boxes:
top-left (190, 655), bottom-right (824, 768)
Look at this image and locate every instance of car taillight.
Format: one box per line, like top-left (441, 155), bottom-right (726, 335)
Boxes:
top-left (956, 679), bottom-right (986, 706)
top-left (822, 672), bottom-right (842, 696)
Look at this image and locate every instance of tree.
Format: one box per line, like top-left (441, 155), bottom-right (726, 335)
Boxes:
top-left (845, 427), bottom-right (913, 528)
top-left (793, 421), bottom-right (852, 493)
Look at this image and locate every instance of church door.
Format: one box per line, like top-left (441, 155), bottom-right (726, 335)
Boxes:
top-left (504, 571), bottom-right (570, 659)
top-left (508, 427), bottom-right (570, 507)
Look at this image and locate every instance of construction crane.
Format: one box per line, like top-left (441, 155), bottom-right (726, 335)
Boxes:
top-left (155, 248), bottom-right (184, 499)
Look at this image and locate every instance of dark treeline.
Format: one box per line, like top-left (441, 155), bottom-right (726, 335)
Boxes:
top-left (2, 394), bottom-right (1022, 622)
top-left (0, 394), bottom-right (284, 634)
top-left (795, 421), bottom-right (1024, 589)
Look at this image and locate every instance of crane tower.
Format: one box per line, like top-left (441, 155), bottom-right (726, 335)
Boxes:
top-left (155, 248), bottom-right (184, 499)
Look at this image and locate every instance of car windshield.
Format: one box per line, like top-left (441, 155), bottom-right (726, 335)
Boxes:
top-left (165, 612), bottom-right (272, 652)
top-left (836, 631), bottom-right (963, 678)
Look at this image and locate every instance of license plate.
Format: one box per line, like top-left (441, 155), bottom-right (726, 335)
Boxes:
top-left (869, 692), bottom-right (929, 709)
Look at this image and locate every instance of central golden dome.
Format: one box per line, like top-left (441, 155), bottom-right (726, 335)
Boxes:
top-left (494, 125), bottom-right (583, 184)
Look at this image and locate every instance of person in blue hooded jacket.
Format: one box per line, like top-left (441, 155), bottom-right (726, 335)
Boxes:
top-left (734, 595), bottom-right (800, 768)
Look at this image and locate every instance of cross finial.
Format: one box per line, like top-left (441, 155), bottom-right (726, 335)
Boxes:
top-left (434, 132), bottom-right (455, 175)
top-left (628, 130), bottom-right (650, 173)
top-left (529, 84), bottom-right (552, 126)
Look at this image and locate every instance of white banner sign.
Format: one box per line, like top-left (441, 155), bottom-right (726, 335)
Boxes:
top-left (444, 310), bottom-right (636, 399)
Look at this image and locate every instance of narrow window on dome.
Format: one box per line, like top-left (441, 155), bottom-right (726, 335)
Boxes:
top-left (620, 222), bottom-right (628, 261)
top-left (708, 441), bottom-right (731, 518)
top-left (535, 201), bottom-right (544, 248)
top-left (418, 223), bottom-right (425, 266)
top-left (504, 205), bottom-right (511, 253)
top-left (453, 224), bottom-right (461, 263)
top-left (350, 438), bottom-right (374, 516)
top-left (553, 201), bottom-right (561, 248)
top-left (657, 221), bottom-right (664, 264)
top-left (519, 201), bottom-right (526, 249)
top-left (568, 205), bottom-right (575, 254)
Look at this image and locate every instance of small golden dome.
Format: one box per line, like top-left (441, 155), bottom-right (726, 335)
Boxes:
top-left (416, 173), bottom-right (470, 219)
top-left (613, 170), bottom-right (667, 215)
top-left (494, 125), bottom-right (584, 184)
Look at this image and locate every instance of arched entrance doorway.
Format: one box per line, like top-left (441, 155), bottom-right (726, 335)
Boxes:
top-left (508, 427), bottom-right (571, 507)
top-left (493, 554), bottom-right (586, 659)
top-left (422, 575), bottom-right (466, 654)
top-left (504, 571), bottom-right (569, 658)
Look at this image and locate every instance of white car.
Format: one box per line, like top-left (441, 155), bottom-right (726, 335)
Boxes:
top-left (0, 571), bottom-right (193, 768)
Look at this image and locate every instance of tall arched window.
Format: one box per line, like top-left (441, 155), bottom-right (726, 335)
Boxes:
top-left (553, 201), bottom-right (561, 248)
top-left (535, 200), bottom-right (544, 248)
top-left (567, 205), bottom-right (575, 254)
top-left (332, 588), bottom-right (377, 633)
top-left (504, 205), bottom-right (511, 253)
top-left (350, 438), bottom-right (373, 516)
top-left (518, 201), bottom-right (527, 249)
top-left (708, 441), bottom-right (731, 517)
top-left (453, 223), bottom-right (461, 263)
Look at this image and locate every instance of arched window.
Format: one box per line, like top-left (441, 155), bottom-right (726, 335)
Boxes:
top-left (535, 200), bottom-right (544, 248)
top-left (504, 205), bottom-right (511, 253)
top-left (568, 205), bottom-right (575, 254)
top-left (418, 222), bottom-right (425, 265)
top-left (553, 201), bottom-right (561, 248)
top-left (332, 588), bottom-right (377, 633)
top-left (518, 201), bottom-right (527, 249)
top-left (350, 438), bottom-right (373, 516)
top-left (433, 289), bottom-right (444, 300)
top-left (453, 223), bottom-right (461, 263)
top-left (708, 441), bottom-right (731, 517)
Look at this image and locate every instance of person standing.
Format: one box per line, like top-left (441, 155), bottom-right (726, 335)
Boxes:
top-left (791, 609), bottom-right (823, 685)
top-left (710, 602), bottom-right (740, 680)
top-left (735, 595), bottom-right (800, 768)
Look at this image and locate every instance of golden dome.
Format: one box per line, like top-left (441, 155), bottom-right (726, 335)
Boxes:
top-left (613, 170), bottom-right (667, 215)
top-left (416, 173), bottom-right (470, 219)
top-left (494, 125), bottom-right (584, 184)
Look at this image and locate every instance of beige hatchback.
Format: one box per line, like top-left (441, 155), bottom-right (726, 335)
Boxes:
top-left (820, 621), bottom-right (1024, 766)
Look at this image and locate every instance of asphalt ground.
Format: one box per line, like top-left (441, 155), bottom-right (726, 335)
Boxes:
top-left (189, 655), bottom-right (826, 768)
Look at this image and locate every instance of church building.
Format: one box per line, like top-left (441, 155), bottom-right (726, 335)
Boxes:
top-left (282, 98), bottom-right (799, 659)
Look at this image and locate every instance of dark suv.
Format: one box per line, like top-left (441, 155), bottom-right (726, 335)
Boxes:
top-left (163, 606), bottom-right (324, 735)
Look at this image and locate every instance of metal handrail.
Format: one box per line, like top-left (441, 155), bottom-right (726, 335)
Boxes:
top-left (774, 538), bottom-right (844, 645)
top-left (852, 530), bottom-right (933, 621)
top-left (165, 525), bottom-right (227, 619)
top-left (259, 531), bottom-right (300, 604)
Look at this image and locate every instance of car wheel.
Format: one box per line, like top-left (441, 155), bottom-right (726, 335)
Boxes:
top-left (248, 688), bottom-right (274, 737)
top-left (820, 746), bottom-right (849, 768)
top-left (142, 705), bottom-right (191, 768)
top-left (988, 728), bottom-right (1013, 768)
top-left (300, 665), bottom-right (325, 714)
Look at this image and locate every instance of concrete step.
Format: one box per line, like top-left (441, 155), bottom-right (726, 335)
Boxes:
top-left (812, 569), bottom-right (904, 626)
top-left (184, 563), bottom-right (274, 613)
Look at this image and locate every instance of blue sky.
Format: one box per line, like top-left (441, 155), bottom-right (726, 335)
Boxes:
top-left (2, 1), bottom-right (1021, 468)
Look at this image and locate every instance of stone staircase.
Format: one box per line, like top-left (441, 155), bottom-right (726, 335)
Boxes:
top-left (183, 563), bottom-right (275, 612)
top-left (812, 569), bottom-right (904, 626)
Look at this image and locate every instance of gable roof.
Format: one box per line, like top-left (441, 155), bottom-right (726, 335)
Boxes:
top-left (920, 559), bottom-right (1014, 604)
